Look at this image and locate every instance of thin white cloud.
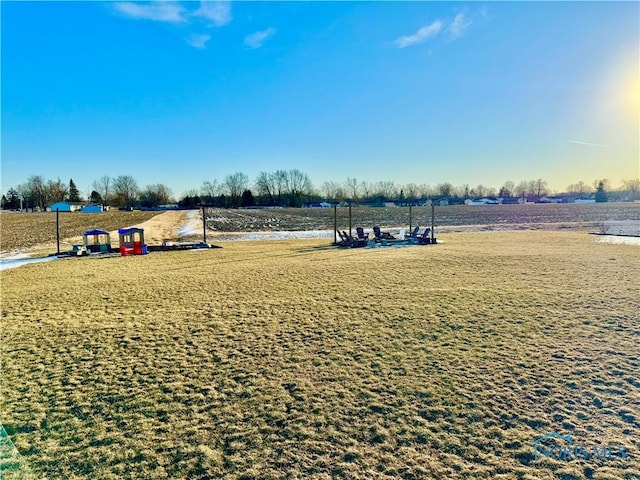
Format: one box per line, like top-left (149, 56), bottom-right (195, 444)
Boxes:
top-left (569, 140), bottom-right (606, 148)
top-left (113, 2), bottom-right (187, 23)
top-left (244, 27), bottom-right (277, 49)
top-left (193, 1), bottom-right (232, 27)
top-left (186, 34), bottom-right (211, 49)
top-left (450, 11), bottom-right (471, 38)
top-left (394, 21), bottom-right (442, 48)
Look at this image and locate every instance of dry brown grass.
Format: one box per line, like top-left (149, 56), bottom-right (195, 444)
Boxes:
top-left (1, 231), bottom-right (639, 479)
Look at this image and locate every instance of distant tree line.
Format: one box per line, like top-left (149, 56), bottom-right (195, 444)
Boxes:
top-left (2, 172), bottom-right (639, 211)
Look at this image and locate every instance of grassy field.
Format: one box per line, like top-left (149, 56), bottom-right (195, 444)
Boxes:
top-left (1, 231), bottom-right (638, 479)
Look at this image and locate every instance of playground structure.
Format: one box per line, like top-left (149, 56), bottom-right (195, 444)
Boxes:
top-left (48, 207), bottom-right (218, 258)
top-left (333, 203), bottom-right (438, 248)
top-left (69, 229), bottom-right (112, 256)
top-left (84, 229), bottom-right (112, 253)
top-left (118, 227), bottom-right (148, 256)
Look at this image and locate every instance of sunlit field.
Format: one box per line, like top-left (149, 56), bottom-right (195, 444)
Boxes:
top-left (2, 230), bottom-right (638, 479)
top-left (2, 203), bottom-right (637, 253)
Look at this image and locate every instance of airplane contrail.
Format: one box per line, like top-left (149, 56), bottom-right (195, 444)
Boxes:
top-left (569, 140), bottom-right (606, 147)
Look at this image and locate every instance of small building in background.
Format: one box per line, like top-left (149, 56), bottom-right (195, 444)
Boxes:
top-left (48, 202), bottom-right (83, 212)
top-left (499, 196), bottom-right (521, 205)
top-left (464, 197), bottom-right (500, 206)
top-left (538, 196), bottom-right (564, 204)
top-left (81, 204), bottom-right (104, 213)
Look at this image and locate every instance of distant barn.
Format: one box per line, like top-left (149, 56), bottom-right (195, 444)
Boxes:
top-left (303, 202), bottom-right (332, 208)
top-left (48, 202), bottom-right (82, 212)
top-left (81, 204), bottom-right (104, 213)
top-left (48, 202), bottom-right (105, 212)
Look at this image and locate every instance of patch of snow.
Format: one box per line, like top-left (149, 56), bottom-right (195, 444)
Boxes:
top-left (597, 235), bottom-right (640, 246)
top-left (1, 256), bottom-right (57, 271)
top-left (0, 252), bottom-right (32, 261)
top-left (178, 210), bottom-right (203, 236)
top-left (212, 230), bottom-right (334, 242)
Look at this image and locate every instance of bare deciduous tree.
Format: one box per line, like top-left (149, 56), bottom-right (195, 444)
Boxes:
top-left (23, 175), bottom-right (47, 210)
top-left (514, 181), bottom-right (529, 198)
top-left (417, 184), bottom-right (434, 199)
top-left (455, 184), bottom-right (470, 199)
top-left (224, 172), bottom-right (249, 208)
top-left (622, 178), bottom-right (640, 201)
top-left (532, 178), bottom-right (548, 201)
top-left (92, 175), bottom-right (112, 205)
top-left (344, 177), bottom-right (360, 201)
top-left (201, 180), bottom-right (222, 205)
top-left (403, 183), bottom-right (419, 201)
top-left (47, 178), bottom-right (67, 204)
top-left (499, 181), bottom-right (515, 197)
top-left (112, 175), bottom-right (139, 208)
top-left (272, 170), bottom-right (288, 206)
top-left (286, 169), bottom-right (312, 207)
top-left (360, 181), bottom-right (372, 200)
top-left (321, 181), bottom-right (345, 202)
top-left (20, 176), bottom-right (67, 210)
top-left (373, 180), bottom-right (397, 200)
top-left (255, 172), bottom-right (276, 205)
top-left (474, 184), bottom-right (487, 197)
top-left (435, 182), bottom-right (453, 198)
top-left (140, 184), bottom-right (173, 207)
top-left (566, 181), bottom-right (591, 196)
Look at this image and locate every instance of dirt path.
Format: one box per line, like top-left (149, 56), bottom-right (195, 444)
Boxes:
top-left (13, 211), bottom-right (200, 256)
top-left (117, 210), bottom-right (201, 245)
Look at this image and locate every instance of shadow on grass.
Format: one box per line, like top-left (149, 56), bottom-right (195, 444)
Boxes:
top-left (0, 424), bottom-right (39, 480)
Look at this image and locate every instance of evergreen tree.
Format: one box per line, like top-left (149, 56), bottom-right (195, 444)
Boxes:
top-left (3, 188), bottom-right (21, 209)
top-left (595, 181), bottom-right (608, 203)
top-left (89, 190), bottom-right (103, 204)
top-left (68, 178), bottom-right (81, 202)
top-left (241, 189), bottom-right (255, 207)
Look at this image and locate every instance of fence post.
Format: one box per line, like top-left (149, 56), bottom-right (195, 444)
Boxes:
top-left (333, 204), bottom-right (337, 244)
top-left (431, 203), bottom-right (435, 243)
top-left (409, 204), bottom-right (412, 232)
top-left (56, 208), bottom-right (60, 255)
top-left (202, 205), bottom-right (207, 244)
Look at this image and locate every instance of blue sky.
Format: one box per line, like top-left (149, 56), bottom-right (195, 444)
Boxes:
top-left (2, 1), bottom-right (638, 197)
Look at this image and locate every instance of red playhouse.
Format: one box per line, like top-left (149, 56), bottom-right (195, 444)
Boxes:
top-left (118, 227), bottom-right (148, 256)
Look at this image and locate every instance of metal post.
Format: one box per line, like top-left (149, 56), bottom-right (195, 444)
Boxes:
top-left (202, 205), bottom-right (207, 244)
top-left (409, 204), bottom-right (412, 232)
top-left (56, 208), bottom-right (60, 255)
top-left (431, 203), bottom-right (435, 243)
top-left (348, 203), bottom-right (352, 239)
top-left (333, 204), bottom-right (337, 244)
